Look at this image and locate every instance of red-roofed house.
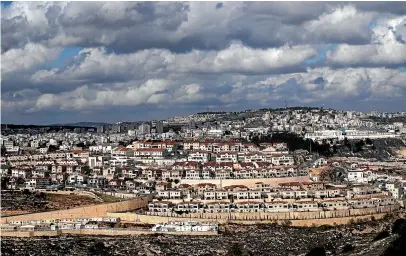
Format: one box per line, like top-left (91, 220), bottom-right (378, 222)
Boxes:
top-left (111, 147), bottom-right (134, 157)
top-left (134, 148), bottom-right (168, 158)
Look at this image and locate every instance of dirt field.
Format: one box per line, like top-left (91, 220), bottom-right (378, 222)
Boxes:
top-left (0, 191), bottom-right (101, 216)
top-left (396, 147), bottom-right (406, 157)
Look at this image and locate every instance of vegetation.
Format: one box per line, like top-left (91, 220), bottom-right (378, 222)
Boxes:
top-left (82, 166), bottom-right (91, 176)
top-left (392, 218), bottom-right (406, 235)
top-left (305, 247), bottom-right (326, 256)
top-left (373, 230), bottom-right (390, 241)
top-left (383, 219), bottom-right (406, 255)
top-left (93, 192), bottom-right (123, 203)
top-left (341, 244), bottom-right (355, 253)
top-left (251, 132), bottom-right (333, 156)
top-left (227, 243), bottom-right (251, 256)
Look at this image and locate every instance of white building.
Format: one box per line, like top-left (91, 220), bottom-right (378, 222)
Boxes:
top-left (347, 170), bottom-right (366, 183)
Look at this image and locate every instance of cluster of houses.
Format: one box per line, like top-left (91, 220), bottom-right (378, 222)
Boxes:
top-left (148, 181), bottom-right (399, 213)
top-left (151, 221), bottom-right (218, 232)
top-left (1, 135), bottom-right (404, 211)
top-left (1, 217), bottom-right (120, 232)
top-left (1, 140), bottom-right (311, 192)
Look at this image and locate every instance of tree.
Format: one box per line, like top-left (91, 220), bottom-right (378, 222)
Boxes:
top-left (76, 142), bottom-right (85, 148)
top-left (82, 166), bottom-right (91, 175)
top-left (48, 145), bottom-right (58, 152)
top-left (1, 176), bottom-right (10, 189)
top-left (1, 145), bottom-right (6, 156)
top-left (174, 179), bottom-right (180, 184)
top-left (353, 140), bottom-right (365, 153)
top-left (306, 247), bottom-right (326, 256)
top-left (227, 243), bottom-right (250, 256)
top-left (16, 177), bottom-right (25, 186)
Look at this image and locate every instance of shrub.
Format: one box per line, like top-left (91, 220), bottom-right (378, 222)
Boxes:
top-left (306, 247), bottom-right (326, 256)
top-left (227, 243), bottom-right (250, 256)
top-left (392, 218), bottom-right (406, 235)
top-left (282, 220), bottom-right (292, 226)
top-left (341, 244), bottom-right (355, 253)
top-left (373, 230), bottom-right (390, 241)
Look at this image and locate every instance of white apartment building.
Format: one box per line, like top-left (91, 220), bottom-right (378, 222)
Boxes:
top-left (188, 151), bottom-right (211, 163)
top-left (386, 183), bottom-right (402, 199)
top-left (215, 152), bottom-right (238, 163)
top-left (347, 170), bottom-right (366, 183)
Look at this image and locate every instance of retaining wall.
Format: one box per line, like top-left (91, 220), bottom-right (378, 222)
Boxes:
top-left (0, 229), bottom-right (217, 237)
top-left (0, 195), bottom-right (152, 224)
top-left (108, 205), bottom-right (399, 226)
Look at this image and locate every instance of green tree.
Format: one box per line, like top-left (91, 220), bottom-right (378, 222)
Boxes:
top-left (82, 166), bottom-right (91, 175)
top-left (1, 176), bottom-right (10, 189)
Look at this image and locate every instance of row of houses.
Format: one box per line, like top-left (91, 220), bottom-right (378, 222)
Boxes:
top-left (182, 141), bottom-right (287, 153)
top-left (1, 223), bottom-right (100, 232)
top-left (148, 196), bottom-right (397, 213)
top-left (155, 182), bottom-right (384, 201)
top-left (163, 167), bottom-right (308, 180)
top-left (5, 151), bottom-right (90, 162)
top-left (152, 221), bottom-right (218, 232)
top-left (7, 217), bottom-right (120, 226)
top-left (186, 150), bottom-right (295, 164)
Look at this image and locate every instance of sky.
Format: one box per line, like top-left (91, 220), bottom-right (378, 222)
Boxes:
top-left (1, 1), bottom-right (406, 125)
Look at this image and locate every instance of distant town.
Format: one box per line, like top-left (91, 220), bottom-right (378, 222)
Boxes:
top-left (1, 106), bottom-right (406, 251)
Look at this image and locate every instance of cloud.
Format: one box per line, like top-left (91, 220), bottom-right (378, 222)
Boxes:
top-left (10, 67), bottom-right (403, 114)
top-left (28, 43), bottom-right (316, 94)
top-left (1, 1), bottom-right (394, 53)
top-left (1, 43), bottom-right (61, 75)
top-left (304, 5), bottom-right (375, 45)
top-left (29, 79), bottom-right (216, 113)
top-left (326, 43), bottom-right (406, 67)
top-left (2, 2), bottom-right (406, 124)
top-left (326, 15), bottom-right (406, 67)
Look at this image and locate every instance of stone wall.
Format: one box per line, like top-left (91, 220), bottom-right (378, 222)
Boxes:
top-left (108, 205), bottom-right (399, 226)
top-left (0, 195), bottom-right (152, 224)
top-left (63, 229), bottom-right (217, 236)
top-left (0, 229), bottom-right (217, 237)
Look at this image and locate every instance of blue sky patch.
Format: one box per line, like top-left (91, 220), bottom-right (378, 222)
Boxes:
top-left (1, 1), bottom-right (12, 7)
top-left (368, 20), bottom-right (377, 29)
top-left (51, 46), bottom-right (84, 68)
top-left (305, 44), bottom-right (337, 65)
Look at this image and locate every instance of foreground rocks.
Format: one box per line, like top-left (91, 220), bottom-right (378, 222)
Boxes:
top-left (2, 218), bottom-right (404, 256)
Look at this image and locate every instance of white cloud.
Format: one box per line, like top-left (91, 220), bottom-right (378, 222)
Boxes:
top-left (30, 43), bottom-right (316, 88)
top-left (326, 16), bottom-right (406, 66)
top-left (2, 2), bottom-right (406, 123)
top-left (1, 43), bottom-right (61, 75)
top-left (173, 43), bottom-right (316, 73)
top-left (30, 79), bottom-right (208, 111)
top-left (304, 5), bottom-right (375, 44)
top-left (235, 67), bottom-right (406, 103)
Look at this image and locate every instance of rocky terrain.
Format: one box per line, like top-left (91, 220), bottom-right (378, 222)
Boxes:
top-left (0, 190), bottom-right (100, 216)
top-left (2, 218), bottom-right (406, 256)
